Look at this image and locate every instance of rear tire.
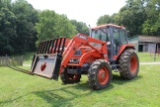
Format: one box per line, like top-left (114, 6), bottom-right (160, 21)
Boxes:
top-left (88, 59), bottom-right (112, 90)
top-left (119, 49), bottom-right (139, 79)
top-left (60, 68), bottom-right (81, 84)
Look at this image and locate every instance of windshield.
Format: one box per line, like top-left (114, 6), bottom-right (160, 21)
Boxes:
top-left (91, 28), bottom-right (109, 42)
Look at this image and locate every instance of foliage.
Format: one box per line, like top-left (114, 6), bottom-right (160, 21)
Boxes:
top-left (142, 0), bottom-right (160, 35)
top-left (97, 0), bottom-right (160, 36)
top-left (12, 0), bottom-right (38, 53)
top-left (0, 0), bottom-right (88, 55)
top-left (0, 0), bottom-right (38, 55)
top-left (35, 10), bottom-right (58, 41)
top-left (97, 15), bottom-right (114, 25)
top-left (0, 0), bottom-right (17, 55)
top-left (71, 20), bottom-right (89, 35)
top-left (35, 10), bottom-right (77, 45)
top-left (117, 0), bottom-right (146, 36)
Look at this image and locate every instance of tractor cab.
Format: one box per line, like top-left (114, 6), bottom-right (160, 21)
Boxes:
top-left (91, 24), bottom-right (129, 61)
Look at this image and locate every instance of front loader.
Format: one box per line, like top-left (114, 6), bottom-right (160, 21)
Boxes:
top-left (30, 24), bottom-right (139, 90)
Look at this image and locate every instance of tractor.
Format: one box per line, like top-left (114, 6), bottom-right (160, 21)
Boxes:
top-left (31, 24), bottom-right (139, 90)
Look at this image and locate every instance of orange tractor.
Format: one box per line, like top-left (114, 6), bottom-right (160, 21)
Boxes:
top-left (31, 24), bottom-right (139, 90)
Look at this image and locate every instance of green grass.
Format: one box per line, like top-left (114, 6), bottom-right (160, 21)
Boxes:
top-left (0, 65), bottom-right (160, 107)
top-left (23, 52), bottom-right (35, 64)
top-left (2, 52), bottom-right (158, 106)
top-left (138, 52), bottom-right (160, 62)
top-left (12, 52), bottom-right (35, 65)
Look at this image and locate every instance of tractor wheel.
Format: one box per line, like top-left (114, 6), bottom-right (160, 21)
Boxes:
top-left (119, 49), bottom-right (139, 79)
top-left (60, 68), bottom-right (81, 84)
top-left (88, 59), bottom-right (112, 90)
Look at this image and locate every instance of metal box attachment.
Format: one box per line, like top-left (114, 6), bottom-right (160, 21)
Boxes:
top-left (31, 38), bottom-right (66, 80)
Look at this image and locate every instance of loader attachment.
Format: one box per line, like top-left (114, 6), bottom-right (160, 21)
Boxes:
top-left (31, 38), bottom-right (66, 80)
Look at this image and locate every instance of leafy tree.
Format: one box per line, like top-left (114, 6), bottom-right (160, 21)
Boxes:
top-left (12, 0), bottom-right (38, 53)
top-left (56, 15), bottom-right (77, 38)
top-left (96, 0), bottom-right (159, 36)
top-left (35, 10), bottom-right (77, 45)
top-left (70, 20), bottom-right (89, 35)
top-left (0, 0), bottom-right (17, 55)
top-left (142, 0), bottom-right (160, 35)
top-left (116, 0), bottom-right (147, 36)
top-left (97, 15), bottom-right (113, 25)
top-left (0, 0), bottom-right (91, 55)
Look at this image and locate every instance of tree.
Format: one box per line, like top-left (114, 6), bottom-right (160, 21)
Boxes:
top-left (116, 0), bottom-right (147, 36)
top-left (12, 0), bottom-right (38, 53)
top-left (0, 0), bottom-right (92, 55)
top-left (97, 0), bottom-right (155, 36)
top-left (97, 15), bottom-right (113, 25)
top-left (142, 0), bottom-right (160, 35)
top-left (35, 10), bottom-right (77, 45)
top-left (0, 0), bottom-right (17, 55)
top-left (56, 15), bottom-right (77, 38)
top-left (70, 20), bottom-right (89, 35)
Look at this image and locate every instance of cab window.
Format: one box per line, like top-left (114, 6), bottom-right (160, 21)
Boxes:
top-left (91, 28), bottom-right (109, 42)
top-left (119, 30), bottom-right (128, 44)
top-left (112, 29), bottom-right (120, 46)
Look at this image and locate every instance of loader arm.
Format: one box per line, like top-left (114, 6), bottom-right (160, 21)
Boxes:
top-left (60, 34), bottom-right (108, 74)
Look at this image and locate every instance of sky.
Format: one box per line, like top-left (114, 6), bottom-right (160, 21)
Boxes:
top-left (26, 0), bottom-right (127, 27)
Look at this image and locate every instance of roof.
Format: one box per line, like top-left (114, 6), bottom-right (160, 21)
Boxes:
top-left (91, 24), bottom-right (126, 30)
top-left (138, 35), bottom-right (160, 43)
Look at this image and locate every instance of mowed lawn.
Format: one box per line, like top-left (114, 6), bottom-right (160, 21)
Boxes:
top-left (0, 64), bottom-right (159, 107)
top-left (138, 52), bottom-right (160, 62)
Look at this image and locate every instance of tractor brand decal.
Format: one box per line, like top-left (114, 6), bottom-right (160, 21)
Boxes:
top-left (78, 35), bottom-right (88, 40)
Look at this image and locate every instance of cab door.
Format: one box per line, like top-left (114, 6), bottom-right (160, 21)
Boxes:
top-left (112, 28), bottom-right (121, 56)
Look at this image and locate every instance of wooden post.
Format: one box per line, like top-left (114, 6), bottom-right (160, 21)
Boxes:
top-left (158, 45), bottom-right (159, 57)
top-left (154, 43), bottom-right (157, 61)
top-left (0, 57), bottom-right (1, 66)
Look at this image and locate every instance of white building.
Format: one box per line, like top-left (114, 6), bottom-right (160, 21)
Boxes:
top-left (129, 35), bottom-right (160, 53)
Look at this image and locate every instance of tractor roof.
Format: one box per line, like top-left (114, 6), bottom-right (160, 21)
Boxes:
top-left (92, 24), bottom-right (126, 30)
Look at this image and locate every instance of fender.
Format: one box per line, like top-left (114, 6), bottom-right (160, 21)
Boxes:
top-left (113, 44), bottom-right (135, 60)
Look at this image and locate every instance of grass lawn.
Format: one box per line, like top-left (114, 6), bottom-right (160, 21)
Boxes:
top-left (23, 52), bottom-right (35, 64)
top-left (0, 65), bottom-right (159, 107)
top-left (138, 52), bottom-right (160, 62)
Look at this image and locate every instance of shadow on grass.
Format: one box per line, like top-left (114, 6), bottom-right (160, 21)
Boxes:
top-left (33, 74), bottom-right (142, 107)
top-left (33, 82), bottom-right (114, 107)
top-left (112, 74), bottom-right (142, 85)
top-left (0, 81), bottom-right (113, 107)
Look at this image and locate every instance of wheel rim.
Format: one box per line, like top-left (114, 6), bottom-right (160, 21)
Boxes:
top-left (98, 67), bottom-right (109, 85)
top-left (130, 55), bottom-right (138, 74)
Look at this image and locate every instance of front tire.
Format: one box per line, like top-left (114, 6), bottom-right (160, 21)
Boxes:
top-left (88, 59), bottom-right (112, 90)
top-left (119, 49), bottom-right (139, 79)
top-left (60, 68), bottom-right (81, 84)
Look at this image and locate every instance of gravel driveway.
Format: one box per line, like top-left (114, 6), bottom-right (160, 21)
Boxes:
top-left (140, 62), bottom-right (160, 65)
